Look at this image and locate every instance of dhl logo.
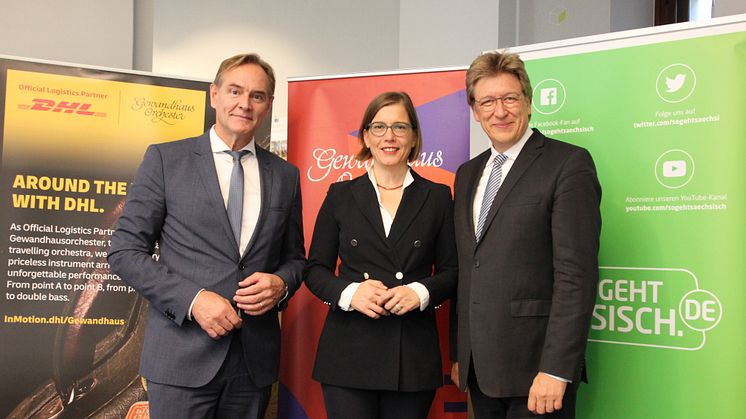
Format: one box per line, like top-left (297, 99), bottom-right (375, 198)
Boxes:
top-left (17, 98), bottom-right (106, 117)
top-left (125, 401), bottom-right (149, 419)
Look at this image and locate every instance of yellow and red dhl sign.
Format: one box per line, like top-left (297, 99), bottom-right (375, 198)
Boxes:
top-left (18, 98), bottom-right (106, 117)
top-left (5, 69), bottom-right (206, 132)
top-left (3, 69), bottom-right (207, 165)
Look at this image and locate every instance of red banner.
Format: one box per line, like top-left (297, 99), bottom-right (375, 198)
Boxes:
top-left (281, 69), bottom-right (469, 418)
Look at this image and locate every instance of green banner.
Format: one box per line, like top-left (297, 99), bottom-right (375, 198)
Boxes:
top-left (524, 30), bottom-right (746, 418)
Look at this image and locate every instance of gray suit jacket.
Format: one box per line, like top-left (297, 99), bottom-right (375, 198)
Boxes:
top-left (108, 132), bottom-right (305, 388)
top-left (451, 130), bottom-right (601, 397)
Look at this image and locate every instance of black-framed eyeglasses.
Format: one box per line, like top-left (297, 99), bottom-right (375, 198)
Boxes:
top-left (366, 122), bottom-right (414, 137)
top-left (475, 94), bottom-right (523, 111)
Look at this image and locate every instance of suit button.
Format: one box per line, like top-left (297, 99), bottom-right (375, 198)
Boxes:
top-left (474, 260), bottom-right (480, 269)
top-left (239, 263), bottom-right (245, 270)
top-left (395, 272), bottom-right (404, 280)
top-left (413, 240), bottom-right (422, 248)
top-left (350, 239), bottom-right (358, 247)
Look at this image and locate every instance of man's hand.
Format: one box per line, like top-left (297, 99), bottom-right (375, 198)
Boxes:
top-left (192, 290), bottom-right (242, 340)
top-left (528, 372), bottom-right (568, 415)
top-left (350, 280), bottom-right (389, 319)
top-left (451, 362), bottom-right (461, 389)
top-left (234, 272), bottom-right (287, 316)
top-left (380, 285), bottom-right (420, 315)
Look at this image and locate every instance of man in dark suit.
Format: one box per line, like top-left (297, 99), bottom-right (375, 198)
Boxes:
top-left (450, 51), bottom-right (601, 418)
top-left (108, 53), bottom-right (305, 418)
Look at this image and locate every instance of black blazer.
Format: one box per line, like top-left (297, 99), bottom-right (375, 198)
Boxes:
top-left (305, 170), bottom-right (457, 391)
top-left (450, 130), bottom-right (601, 397)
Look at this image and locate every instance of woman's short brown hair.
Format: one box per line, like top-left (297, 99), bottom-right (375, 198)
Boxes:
top-left (355, 91), bottom-right (423, 162)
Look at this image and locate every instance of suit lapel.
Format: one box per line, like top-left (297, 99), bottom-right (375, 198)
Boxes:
top-left (351, 177), bottom-right (389, 245)
top-left (478, 132), bottom-right (545, 245)
top-left (242, 147), bottom-right (273, 259)
top-left (192, 134), bottom-right (240, 255)
top-left (387, 171), bottom-right (429, 247)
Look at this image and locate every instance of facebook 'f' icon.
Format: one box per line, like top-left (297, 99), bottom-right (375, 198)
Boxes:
top-left (540, 88), bottom-right (557, 106)
top-left (533, 79), bottom-right (566, 114)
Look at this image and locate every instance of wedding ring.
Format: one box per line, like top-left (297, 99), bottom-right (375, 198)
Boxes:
top-left (394, 304), bottom-right (402, 312)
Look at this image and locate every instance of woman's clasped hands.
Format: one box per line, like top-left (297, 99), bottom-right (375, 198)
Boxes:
top-left (350, 278), bottom-right (420, 319)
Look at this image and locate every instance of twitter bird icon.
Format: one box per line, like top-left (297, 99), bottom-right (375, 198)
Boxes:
top-left (665, 73), bottom-right (686, 92)
top-left (657, 64), bottom-right (695, 103)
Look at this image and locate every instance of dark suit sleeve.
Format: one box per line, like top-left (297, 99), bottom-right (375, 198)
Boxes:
top-left (273, 167), bottom-right (306, 308)
top-left (107, 145), bottom-right (202, 326)
top-left (304, 184), bottom-right (354, 308)
top-left (412, 185), bottom-right (458, 308)
top-left (540, 147), bottom-right (601, 380)
top-left (449, 164), bottom-right (468, 362)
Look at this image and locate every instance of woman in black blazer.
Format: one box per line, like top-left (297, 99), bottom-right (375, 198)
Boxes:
top-left (305, 91), bottom-right (458, 419)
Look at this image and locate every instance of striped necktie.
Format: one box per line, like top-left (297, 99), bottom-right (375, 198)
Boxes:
top-left (476, 153), bottom-right (508, 241)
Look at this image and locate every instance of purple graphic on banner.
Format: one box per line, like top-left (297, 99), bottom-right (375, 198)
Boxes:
top-left (418, 90), bottom-right (469, 173)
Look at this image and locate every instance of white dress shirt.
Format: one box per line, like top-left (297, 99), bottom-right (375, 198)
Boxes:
top-left (209, 127), bottom-right (261, 255)
top-left (338, 167), bottom-right (430, 312)
top-left (472, 128), bottom-right (533, 233)
top-left (188, 127), bottom-right (262, 320)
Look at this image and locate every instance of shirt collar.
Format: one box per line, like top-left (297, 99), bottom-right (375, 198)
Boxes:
top-left (491, 127), bottom-right (532, 161)
top-left (209, 125), bottom-right (256, 155)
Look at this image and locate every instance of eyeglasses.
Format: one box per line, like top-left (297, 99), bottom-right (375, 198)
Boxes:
top-left (475, 94), bottom-right (523, 112)
top-left (366, 122), bottom-right (414, 137)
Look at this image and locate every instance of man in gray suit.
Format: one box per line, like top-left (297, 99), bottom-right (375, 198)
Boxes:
top-left (450, 51), bottom-right (601, 418)
top-left (108, 53), bottom-right (305, 418)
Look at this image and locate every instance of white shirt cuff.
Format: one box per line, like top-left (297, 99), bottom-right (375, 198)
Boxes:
top-left (338, 283), bottom-right (360, 311)
top-left (187, 288), bottom-right (205, 321)
top-left (276, 280), bottom-right (289, 307)
top-left (545, 372), bottom-right (571, 383)
top-left (405, 282), bottom-right (429, 311)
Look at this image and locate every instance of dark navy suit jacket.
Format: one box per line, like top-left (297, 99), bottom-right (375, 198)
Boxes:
top-left (108, 131), bottom-right (305, 388)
